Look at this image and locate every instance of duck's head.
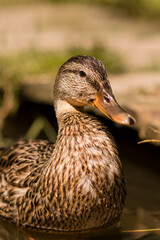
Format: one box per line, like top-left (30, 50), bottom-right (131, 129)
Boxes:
top-left (53, 55), bottom-right (135, 125)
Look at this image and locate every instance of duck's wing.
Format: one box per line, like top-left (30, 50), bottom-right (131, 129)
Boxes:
top-left (0, 139), bottom-right (55, 220)
top-left (0, 139), bottom-right (54, 171)
top-left (0, 139), bottom-right (55, 186)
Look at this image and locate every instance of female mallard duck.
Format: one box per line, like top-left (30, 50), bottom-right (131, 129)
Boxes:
top-left (0, 55), bottom-right (135, 231)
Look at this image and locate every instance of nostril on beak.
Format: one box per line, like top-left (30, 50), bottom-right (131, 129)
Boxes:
top-left (128, 115), bottom-right (135, 125)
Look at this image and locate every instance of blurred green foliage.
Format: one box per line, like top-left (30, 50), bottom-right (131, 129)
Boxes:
top-left (114, 0), bottom-right (160, 18)
top-left (142, 63), bottom-right (160, 72)
top-left (0, 0), bottom-right (160, 19)
top-left (0, 46), bottom-right (125, 81)
top-left (69, 46), bottom-right (125, 74)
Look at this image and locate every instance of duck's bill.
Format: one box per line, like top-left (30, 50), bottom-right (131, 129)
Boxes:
top-left (92, 90), bottom-right (135, 125)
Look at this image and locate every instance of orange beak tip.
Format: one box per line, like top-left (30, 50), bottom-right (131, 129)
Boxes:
top-left (112, 113), bottom-right (136, 126)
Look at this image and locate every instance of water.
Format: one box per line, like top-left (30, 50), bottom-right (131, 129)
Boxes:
top-left (0, 107), bottom-right (160, 240)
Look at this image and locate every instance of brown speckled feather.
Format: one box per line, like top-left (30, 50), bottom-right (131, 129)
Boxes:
top-left (0, 140), bottom-right (54, 220)
top-left (0, 114), bottom-right (126, 231)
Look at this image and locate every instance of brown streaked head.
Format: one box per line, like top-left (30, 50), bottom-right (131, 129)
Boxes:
top-left (53, 55), bottom-right (135, 125)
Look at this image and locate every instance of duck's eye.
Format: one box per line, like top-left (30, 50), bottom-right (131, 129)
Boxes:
top-left (79, 71), bottom-right (86, 77)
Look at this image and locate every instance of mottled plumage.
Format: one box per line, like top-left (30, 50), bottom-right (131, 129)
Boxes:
top-left (0, 55), bottom-right (134, 231)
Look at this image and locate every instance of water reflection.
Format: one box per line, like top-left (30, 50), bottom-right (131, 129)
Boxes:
top-left (0, 216), bottom-right (160, 240)
top-left (0, 218), bottom-right (27, 240)
top-left (0, 208), bottom-right (159, 240)
top-left (0, 218), bottom-right (122, 240)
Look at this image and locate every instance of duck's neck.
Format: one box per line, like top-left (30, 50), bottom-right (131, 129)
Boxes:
top-left (50, 102), bottom-right (123, 188)
top-left (54, 99), bottom-right (85, 127)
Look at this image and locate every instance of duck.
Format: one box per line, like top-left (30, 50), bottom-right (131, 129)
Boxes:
top-left (0, 55), bottom-right (135, 232)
